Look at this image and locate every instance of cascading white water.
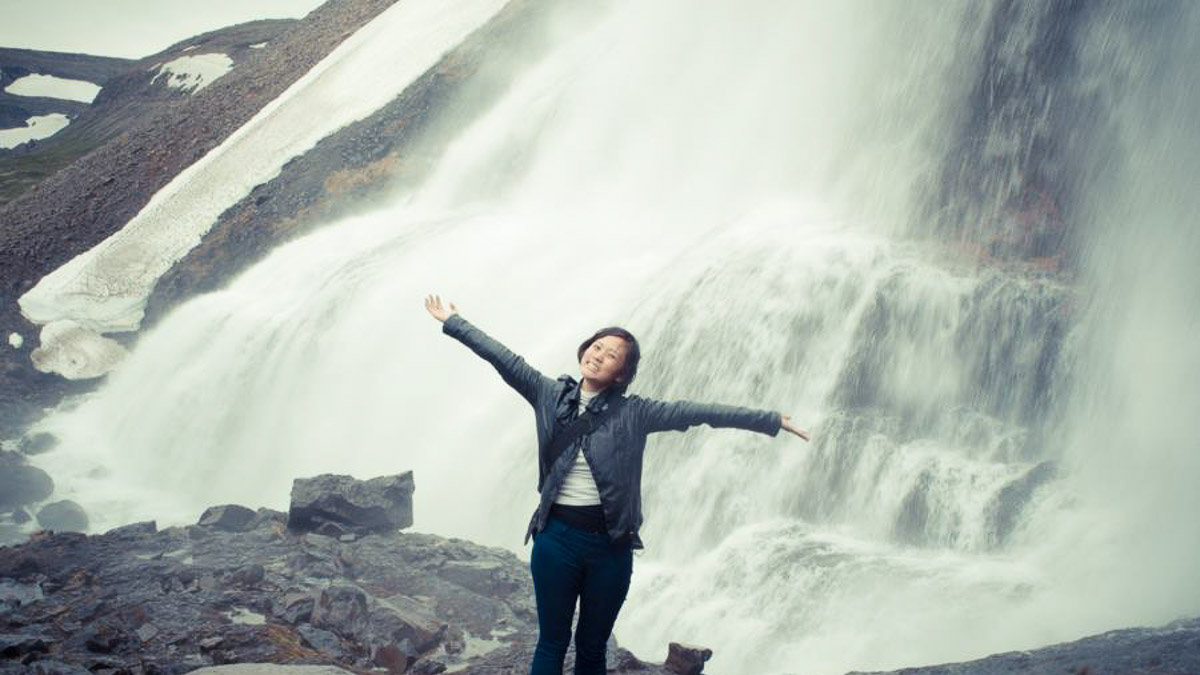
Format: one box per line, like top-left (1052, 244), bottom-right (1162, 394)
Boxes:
top-left (25, 1), bottom-right (1200, 673)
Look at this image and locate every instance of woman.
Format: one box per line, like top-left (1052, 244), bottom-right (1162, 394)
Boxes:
top-left (424, 294), bottom-right (809, 675)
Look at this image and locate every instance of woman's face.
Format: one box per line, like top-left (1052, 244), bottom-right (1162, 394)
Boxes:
top-left (580, 335), bottom-right (629, 391)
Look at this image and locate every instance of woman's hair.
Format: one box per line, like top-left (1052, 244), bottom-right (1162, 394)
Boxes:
top-left (577, 327), bottom-right (641, 393)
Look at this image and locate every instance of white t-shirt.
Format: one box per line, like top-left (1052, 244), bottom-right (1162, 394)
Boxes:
top-left (553, 387), bottom-right (603, 506)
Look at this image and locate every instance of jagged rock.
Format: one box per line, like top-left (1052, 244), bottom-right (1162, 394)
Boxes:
top-left (369, 593), bottom-right (446, 655)
top-left (297, 623), bottom-right (346, 660)
top-left (225, 563), bottom-right (265, 588)
top-left (25, 659), bottom-right (91, 675)
top-left (665, 642), bottom-right (712, 675)
top-left (79, 622), bottom-right (128, 653)
top-left (372, 641), bottom-right (419, 672)
top-left (102, 520), bottom-right (156, 536)
top-left (311, 581), bottom-right (370, 638)
top-left (0, 464), bottom-right (53, 507)
top-left (409, 658), bottom-right (447, 675)
top-left (274, 592), bottom-right (316, 625)
top-left (287, 472), bottom-right (414, 535)
top-left (17, 432), bottom-right (56, 456)
top-left (613, 646), bottom-right (651, 671)
top-left (0, 630), bottom-right (50, 657)
top-left (36, 499), bottom-right (88, 532)
top-left (249, 507), bottom-right (288, 531)
top-left (0, 578), bottom-right (44, 607)
top-left (198, 504), bottom-right (257, 532)
top-left (439, 559), bottom-right (522, 597)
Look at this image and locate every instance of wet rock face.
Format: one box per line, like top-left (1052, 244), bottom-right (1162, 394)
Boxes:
top-left (287, 472), bottom-right (414, 536)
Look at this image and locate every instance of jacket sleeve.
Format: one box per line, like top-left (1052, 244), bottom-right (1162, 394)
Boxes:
top-left (635, 397), bottom-right (782, 436)
top-left (441, 313), bottom-right (554, 405)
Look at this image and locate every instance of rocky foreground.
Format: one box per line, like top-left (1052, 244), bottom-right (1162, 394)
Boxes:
top-left (0, 473), bottom-right (706, 675)
top-left (1, 471), bottom-right (1198, 675)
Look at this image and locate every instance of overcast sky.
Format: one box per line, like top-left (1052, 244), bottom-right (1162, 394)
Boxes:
top-left (0, 0), bottom-right (328, 59)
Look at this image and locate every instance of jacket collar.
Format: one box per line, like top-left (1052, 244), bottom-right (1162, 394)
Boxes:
top-left (556, 375), bottom-right (618, 422)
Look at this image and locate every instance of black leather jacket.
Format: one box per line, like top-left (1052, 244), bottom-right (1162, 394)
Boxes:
top-left (442, 314), bottom-right (781, 549)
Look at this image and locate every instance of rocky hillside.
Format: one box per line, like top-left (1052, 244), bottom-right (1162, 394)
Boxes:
top-left (0, 48), bottom-right (131, 133)
top-left (0, 20), bottom-right (309, 204)
top-left (0, 0), bottom-right (584, 439)
top-left (0, 0), bottom-right (403, 437)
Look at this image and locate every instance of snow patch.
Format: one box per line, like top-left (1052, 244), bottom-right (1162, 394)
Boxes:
top-left (249, 42), bottom-right (269, 49)
top-left (30, 320), bottom-right (127, 380)
top-left (225, 607), bottom-right (266, 625)
top-left (152, 53), bottom-right (234, 93)
top-left (7, 333), bottom-right (22, 349)
top-left (4, 74), bottom-right (101, 103)
top-left (18, 0), bottom-right (510, 378)
top-left (0, 113), bottom-right (70, 149)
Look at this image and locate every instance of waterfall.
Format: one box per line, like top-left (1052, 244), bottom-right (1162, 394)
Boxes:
top-left (26, 1), bottom-right (1200, 673)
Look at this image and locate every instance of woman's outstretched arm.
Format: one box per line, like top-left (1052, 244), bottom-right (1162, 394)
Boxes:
top-left (426, 294), bottom-right (553, 406)
top-left (636, 397), bottom-right (811, 441)
top-left (780, 415), bottom-right (811, 440)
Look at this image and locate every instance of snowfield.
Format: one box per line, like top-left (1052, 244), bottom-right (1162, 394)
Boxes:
top-left (0, 113), bottom-right (70, 149)
top-left (152, 53), bottom-right (235, 93)
top-left (4, 73), bottom-right (102, 103)
top-left (18, 0), bottom-right (510, 378)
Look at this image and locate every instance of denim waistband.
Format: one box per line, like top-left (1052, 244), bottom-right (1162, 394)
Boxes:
top-left (549, 503), bottom-right (607, 535)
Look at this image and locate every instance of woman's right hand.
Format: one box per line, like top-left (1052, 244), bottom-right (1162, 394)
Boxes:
top-left (425, 294), bottom-right (458, 323)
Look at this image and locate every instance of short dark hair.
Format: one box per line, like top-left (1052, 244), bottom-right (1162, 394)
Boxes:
top-left (577, 327), bottom-right (641, 393)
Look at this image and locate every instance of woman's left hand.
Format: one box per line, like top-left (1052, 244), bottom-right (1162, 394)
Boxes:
top-left (781, 415), bottom-right (811, 441)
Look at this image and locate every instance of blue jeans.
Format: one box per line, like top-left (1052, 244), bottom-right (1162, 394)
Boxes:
top-left (529, 516), bottom-right (634, 675)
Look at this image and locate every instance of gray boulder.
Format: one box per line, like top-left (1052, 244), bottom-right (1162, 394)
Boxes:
top-left (18, 432), bottom-right (57, 456)
top-left (35, 500), bottom-right (88, 532)
top-left (296, 624), bottom-right (347, 660)
top-left (288, 472), bottom-right (414, 535)
top-left (197, 504), bottom-right (257, 532)
top-left (0, 464), bottom-right (53, 508)
top-left (368, 593), bottom-right (446, 656)
top-left (310, 581), bottom-right (370, 638)
top-left (665, 642), bottom-right (712, 675)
